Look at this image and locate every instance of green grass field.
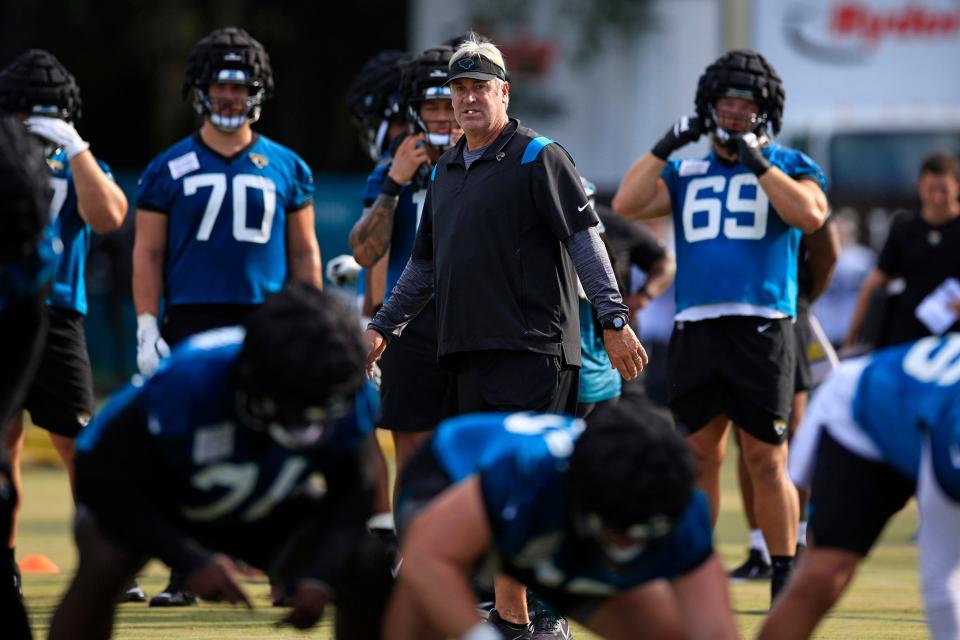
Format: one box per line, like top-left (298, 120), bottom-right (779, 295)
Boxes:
top-left (16, 428), bottom-right (927, 639)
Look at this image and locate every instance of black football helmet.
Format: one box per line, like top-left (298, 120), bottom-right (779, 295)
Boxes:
top-left (400, 45), bottom-right (458, 151)
top-left (0, 49), bottom-right (81, 122)
top-left (183, 27), bottom-right (273, 132)
top-left (694, 49), bottom-right (785, 151)
top-left (346, 50), bottom-right (411, 162)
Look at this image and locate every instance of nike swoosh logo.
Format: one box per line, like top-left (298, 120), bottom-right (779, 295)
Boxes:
top-left (578, 203), bottom-right (590, 212)
top-left (391, 556), bottom-right (403, 578)
top-left (757, 322), bottom-right (772, 333)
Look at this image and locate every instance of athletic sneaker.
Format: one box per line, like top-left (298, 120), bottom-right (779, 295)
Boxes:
top-left (149, 573), bottom-right (197, 607)
top-left (531, 609), bottom-right (573, 640)
top-left (487, 608), bottom-right (533, 640)
top-left (729, 548), bottom-right (772, 582)
top-left (118, 580), bottom-right (147, 603)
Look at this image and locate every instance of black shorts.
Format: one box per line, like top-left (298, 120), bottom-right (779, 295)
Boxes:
top-left (794, 309), bottom-right (814, 394)
top-left (449, 350), bottom-right (579, 416)
top-left (23, 307), bottom-right (94, 438)
top-left (162, 303), bottom-right (257, 348)
top-left (379, 300), bottom-right (455, 432)
top-left (808, 432), bottom-right (915, 556)
top-left (667, 316), bottom-right (795, 444)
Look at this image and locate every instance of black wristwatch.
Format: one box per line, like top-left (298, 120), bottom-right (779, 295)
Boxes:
top-left (601, 313), bottom-right (629, 331)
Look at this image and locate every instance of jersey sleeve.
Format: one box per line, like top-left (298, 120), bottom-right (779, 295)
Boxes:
top-left (96, 158), bottom-right (115, 182)
top-left (287, 154), bottom-right (314, 211)
top-left (654, 491), bottom-right (715, 580)
top-left (779, 148), bottom-right (828, 193)
top-left (135, 155), bottom-right (175, 214)
top-left (531, 142), bottom-right (599, 241)
top-left (362, 163), bottom-right (391, 208)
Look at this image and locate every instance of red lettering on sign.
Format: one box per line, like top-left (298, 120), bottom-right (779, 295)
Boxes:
top-left (831, 2), bottom-right (960, 41)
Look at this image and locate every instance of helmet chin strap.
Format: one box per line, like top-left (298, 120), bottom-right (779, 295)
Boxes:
top-left (709, 105), bottom-right (770, 154)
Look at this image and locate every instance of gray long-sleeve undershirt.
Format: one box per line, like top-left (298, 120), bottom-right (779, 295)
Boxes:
top-left (368, 225), bottom-right (626, 339)
top-left (566, 225), bottom-right (628, 321)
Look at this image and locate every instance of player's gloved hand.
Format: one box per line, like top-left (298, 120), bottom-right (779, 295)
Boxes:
top-left (279, 579), bottom-right (332, 629)
top-left (325, 254), bottom-right (362, 287)
top-left (24, 115), bottom-right (90, 159)
top-left (651, 115), bottom-right (702, 161)
top-left (136, 313), bottom-right (170, 376)
top-left (735, 132), bottom-right (772, 176)
top-left (186, 554), bottom-right (252, 608)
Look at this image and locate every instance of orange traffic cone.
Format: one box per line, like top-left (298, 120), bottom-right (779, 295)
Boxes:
top-left (18, 554), bottom-right (60, 573)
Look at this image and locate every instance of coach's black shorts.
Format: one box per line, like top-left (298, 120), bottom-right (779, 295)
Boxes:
top-left (448, 350), bottom-right (579, 416)
top-left (667, 316), bottom-right (795, 444)
top-left (794, 308), bottom-right (814, 394)
top-left (162, 303), bottom-right (257, 348)
top-left (23, 307), bottom-right (94, 438)
top-left (808, 432), bottom-right (915, 556)
top-left (379, 300), bottom-right (455, 432)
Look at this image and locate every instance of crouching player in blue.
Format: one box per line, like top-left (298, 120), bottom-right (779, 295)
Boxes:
top-left (760, 333), bottom-right (960, 640)
top-left (386, 406), bottom-right (738, 640)
top-left (47, 284), bottom-right (393, 639)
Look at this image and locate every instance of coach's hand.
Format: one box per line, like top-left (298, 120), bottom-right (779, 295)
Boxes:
top-left (186, 555), bottom-right (252, 608)
top-left (603, 325), bottom-right (648, 381)
top-left (279, 580), bottom-right (332, 629)
top-left (651, 115), bottom-right (702, 161)
top-left (136, 313), bottom-right (170, 376)
top-left (364, 328), bottom-right (387, 379)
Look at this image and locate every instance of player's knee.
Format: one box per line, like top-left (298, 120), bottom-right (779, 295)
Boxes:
top-left (743, 447), bottom-right (787, 484)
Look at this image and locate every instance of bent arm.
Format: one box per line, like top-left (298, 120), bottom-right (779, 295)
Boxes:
top-left (672, 554), bottom-right (739, 640)
top-left (400, 476), bottom-right (493, 637)
top-left (612, 153), bottom-right (673, 221)
top-left (71, 152), bottom-right (128, 233)
top-left (843, 268), bottom-right (889, 348)
top-left (762, 173), bottom-right (828, 233)
top-left (132, 209), bottom-right (167, 317)
top-left (350, 194), bottom-right (398, 268)
top-left (367, 258), bottom-right (434, 338)
top-left (286, 204), bottom-right (323, 289)
top-left (803, 219), bottom-right (841, 303)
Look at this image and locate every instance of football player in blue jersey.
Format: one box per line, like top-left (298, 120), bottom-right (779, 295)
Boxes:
top-left (132, 26), bottom-right (322, 605)
top-left (385, 406), bottom-right (738, 640)
top-left (47, 284), bottom-right (393, 640)
top-left (349, 44), bottom-right (461, 514)
top-left (0, 48), bottom-right (131, 600)
top-left (0, 113), bottom-right (57, 640)
top-left (760, 333), bottom-right (960, 640)
top-left (612, 49), bottom-right (829, 603)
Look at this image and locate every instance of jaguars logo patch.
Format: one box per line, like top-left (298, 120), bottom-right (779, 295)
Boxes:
top-left (248, 152), bottom-right (269, 169)
top-left (46, 157), bottom-right (64, 172)
top-left (773, 419), bottom-right (787, 437)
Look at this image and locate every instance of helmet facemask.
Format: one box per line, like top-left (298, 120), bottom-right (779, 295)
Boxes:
top-left (194, 70), bottom-right (267, 133)
top-left (407, 87), bottom-right (458, 151)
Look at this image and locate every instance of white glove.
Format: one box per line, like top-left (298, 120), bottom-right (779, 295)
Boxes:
top-left (24, 115), bottom-right (90, 159)
top-left (136, 314), bottom-right (170, 376)
top-left (325, 254), bottom-right (362, 287)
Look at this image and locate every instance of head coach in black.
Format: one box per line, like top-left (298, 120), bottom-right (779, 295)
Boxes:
top-left (365, 33), bottom-right (647, 637)
top-left (365, 32), bottom-right (646, 417)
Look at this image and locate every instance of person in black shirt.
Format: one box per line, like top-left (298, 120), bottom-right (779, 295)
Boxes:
top-left (365, 32), bottom-right (644, 640)
top-left (845, 152), bottom-right (960, 348)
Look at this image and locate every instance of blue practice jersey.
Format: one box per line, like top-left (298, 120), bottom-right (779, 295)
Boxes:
top-left (853, 335), bottom-right (960, 495)
top-left (577, 298), bottom-right (621, 404)
top-left (45, 149), bottom-right (113, 314)
top-left (0, 223), bottom-right (60, 313)
top-left (662, 144), bottom-right (826, 317)
top-left (78, 328), bottom-right (379, 526)
top-left (137, 134), bottom-right (314, 306)
top-left (432, 412), bottom-right (714, 592)
top-left (362, 162), bottom-right (424, 303)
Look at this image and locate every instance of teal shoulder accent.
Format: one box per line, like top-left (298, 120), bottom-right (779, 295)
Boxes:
top-left (521, 136), bottom-right (576, 166)
top-left (431, 164), bottom-right (437, 181)
top-left (521, 136), bottom-right (553, 165)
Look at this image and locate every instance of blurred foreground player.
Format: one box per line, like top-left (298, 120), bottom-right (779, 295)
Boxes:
top-left (387, 406), bottom-right (737, 640)
top-left (760, 333), bottom-right (960, 639)
top-left (0, 113), bottom-right (55, 640)
top-left (48, 284), bottom-right (393, 640)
